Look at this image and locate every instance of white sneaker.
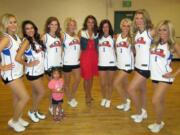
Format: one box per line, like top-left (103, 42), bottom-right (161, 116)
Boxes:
top-left (148, 122), bottom-right (165, 133)
top-left (123, 103), bottom-right (131, 112)
top-left (131, 108), bottom-right (147, 119)
top-left (124, 99), bottom-right (131, 111)
top-left (68, 99), bottom-right (77, 108)
top-left (35, 111), bottom-right (46, 120)
top-left (18, 118), bottom-right (29, 127)
top-left (28, 111), bottom-right (39, 123)
top-left (131, 114), bottom-right (138, 119)
top-left (132, 114), bottom-right (144, 123)
top-left (126, 98), bottom-right (131, 104)
top-left (116, 99), bottom-right (131, 111)
top-left (116, 103), bottom-right (125, 110)
top-left (49, 106), bottom-right (53, 115)
top-left (104, 100), bottom-right (111, 108)
top-left (100, 99), bottom-right (107, 107)
top-left (72, 98), bottom-right (78, 106)
top-left (131, 109), bottom-right (147, 123)
top-left (8, 119), bottom-right (25, 132)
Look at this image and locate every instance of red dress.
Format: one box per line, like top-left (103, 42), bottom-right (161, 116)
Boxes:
top-left (80, 39), bottom-right (98, 80)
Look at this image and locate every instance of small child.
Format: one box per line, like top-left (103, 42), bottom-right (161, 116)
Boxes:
top-left (48, 67), bottom-right (64, 121)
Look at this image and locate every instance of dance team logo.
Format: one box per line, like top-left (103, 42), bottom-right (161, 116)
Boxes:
top-left (135, 37), bottom-right (146, 44)
top-left (116, 41), bottom-right (129, 48)
top-left (50, 41), bottom-right (61, 48)
top-left (98, 41), bottom-right (111, 47)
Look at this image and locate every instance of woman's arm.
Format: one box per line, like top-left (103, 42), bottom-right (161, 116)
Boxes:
top-left (0, 37), bottom-right (14, 71)
top-left (171, 43), bottom-right (180, 77)
top-left (15, 39), bottom-right (39, 67)
top-left (163, 43), bottom-right (180, 78)
top-left (15, 39), bottom-right (29, 65)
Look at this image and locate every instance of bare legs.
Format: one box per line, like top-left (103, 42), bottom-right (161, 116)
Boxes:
top-left (99, 70), bottom-right (114, 100)
top-left (83, 78), bottom-right (93, 104)
top-left (127, 72), bottom-right (147, 114)
top-left (63, 68), bottom-right (81, 101)
top-left (8, 78), bottom-right (29, 122)
top-left (29, 77), bottom-right (45, 112)
top-left (152, 82), bottom-right (170, 123)
top-left (113, 70), bottom-right (129, 102)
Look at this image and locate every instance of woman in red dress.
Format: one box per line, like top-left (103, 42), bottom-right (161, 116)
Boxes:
top-left (79, 15), bottom-right (98, 104)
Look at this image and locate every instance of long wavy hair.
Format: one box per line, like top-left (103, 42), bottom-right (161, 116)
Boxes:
top-left (22, 20), bottom-right (45, 52)
top-left (152, 20), bottom-right (176, 52)
top-left (44, 17), bottom-right (61, 38)
top-left (98, 19), bottom-right (113, 39)
top-left (133, 9), bottom-right (153, 33)
top-left (82, 15), bottom-right (98, 36)
top-left (120, 18), bottom-right (133, 44)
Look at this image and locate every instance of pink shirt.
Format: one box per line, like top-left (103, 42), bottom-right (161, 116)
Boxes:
top-left (48, 78), bottom-right (64, 101)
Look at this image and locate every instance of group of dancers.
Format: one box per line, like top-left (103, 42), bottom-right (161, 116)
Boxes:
top-left (0, 8), bottom-right (180, 133)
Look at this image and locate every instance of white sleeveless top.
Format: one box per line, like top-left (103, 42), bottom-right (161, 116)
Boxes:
top-left (98, 35), bottom-right (116, 66)
top-left (44, 33), bottom-right (62, 70)
top-left (150, 43), bottom-right (174, 82)
top-left (0, 33), bottom-right (23, 81)
top-left (24, 41), bottom-right (44, 76)
top-left (116, 34), bottom-right (134, 70)
top-left (135, 30), bottom-right (153, 70)
top-left (63, 33), bottom-right (80, 65)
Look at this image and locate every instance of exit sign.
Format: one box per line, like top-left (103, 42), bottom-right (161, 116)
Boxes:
top-left (123, 0), bottom-right (132, 8)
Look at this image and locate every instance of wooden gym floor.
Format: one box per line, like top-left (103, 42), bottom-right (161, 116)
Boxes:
top-left (0, 61), bottom-right (179, 135)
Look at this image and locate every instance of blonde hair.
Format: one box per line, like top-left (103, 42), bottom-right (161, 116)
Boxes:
top-left (133, 9), bottom-right (153, 33)
top-left (64, 17), bottom-right (77, 32)
top-left (120, 18), bottom-right (133, 44)
top-left (0, 13), bottom-right (17, 33)
top-left (152, 20), bottom-right (176, 52)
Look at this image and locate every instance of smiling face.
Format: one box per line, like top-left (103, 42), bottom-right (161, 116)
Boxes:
top-left (87, 18), bottom-right (95, 30)
top-left (24, 23), bottom-right (35, 37)
top-left (102, 23), bottom-right (109, 36)
top-left (121, 21), bottom-right (130, 36)
top-left (48, 20), bottom-right (58, 33)
top-left (52, 70), bottom-right (60, 80)
top-left (158, 24), bottom-right (169, 42)
top-left (67, 20), bottom-right (76, 34)
top-left (135, 13), bottom-right (145, 30)
top-left (7, 17), bottom-right (18, 33)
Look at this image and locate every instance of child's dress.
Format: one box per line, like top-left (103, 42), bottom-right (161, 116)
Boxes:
top-left (48, 79), bottom-right (64, 105)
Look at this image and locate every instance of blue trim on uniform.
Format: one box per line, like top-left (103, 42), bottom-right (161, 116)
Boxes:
top-left (2, 48), bottom-right (10, 56)
top-left (25, 48), bottom-right (32, 56)
top-left (164, 57), bottom-right (171, 82)
top-left (168, 53), bottom-right (173, 60)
